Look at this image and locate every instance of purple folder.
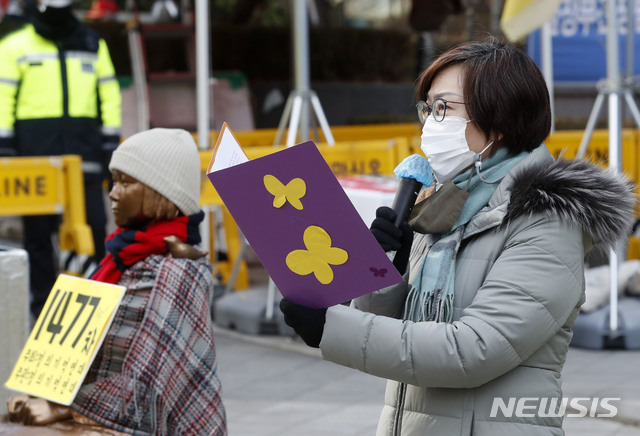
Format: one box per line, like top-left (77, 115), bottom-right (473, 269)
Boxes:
top-left (208, 141), bottom-right (403, 308)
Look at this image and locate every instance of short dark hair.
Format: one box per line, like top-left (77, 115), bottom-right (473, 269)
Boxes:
top-left (415, 38), bottom-right (551, 154)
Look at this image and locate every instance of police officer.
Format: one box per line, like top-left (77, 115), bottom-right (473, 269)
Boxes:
top-left (0, 0), bottom-right (121, 319)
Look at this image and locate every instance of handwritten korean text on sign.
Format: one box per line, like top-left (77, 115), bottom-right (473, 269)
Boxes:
top-left (5, 274), bottom-right (125, 405)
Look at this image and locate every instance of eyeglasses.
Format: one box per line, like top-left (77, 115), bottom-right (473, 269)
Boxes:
top-left (416, 98), bottom-right (465, 123)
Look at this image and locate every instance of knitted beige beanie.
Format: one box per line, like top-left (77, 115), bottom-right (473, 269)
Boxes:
top-left (109, 128), bottom-right (201, 215)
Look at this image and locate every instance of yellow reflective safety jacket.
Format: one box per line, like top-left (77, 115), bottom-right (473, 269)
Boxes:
top-left (0, 21), bottom-right (121, 180)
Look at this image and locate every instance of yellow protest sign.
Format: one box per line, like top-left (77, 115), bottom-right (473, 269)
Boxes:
top-left (5, 274), bottom-right (126, 405)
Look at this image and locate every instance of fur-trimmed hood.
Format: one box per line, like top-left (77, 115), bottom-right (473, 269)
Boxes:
top-left (506, 156), bottom-right (637, 247)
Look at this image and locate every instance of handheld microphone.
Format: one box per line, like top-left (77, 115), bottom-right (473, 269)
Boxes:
top-left (392, 155), bottom-right (434, 227)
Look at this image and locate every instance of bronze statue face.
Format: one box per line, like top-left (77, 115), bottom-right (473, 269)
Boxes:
top-left (109, 170), bottom-right (149, 229)
top-left (109, 170), bottom-right (180, 229)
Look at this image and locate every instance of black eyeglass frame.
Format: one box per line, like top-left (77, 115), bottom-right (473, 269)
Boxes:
top-left (416, 98), bottom-right (466, 123)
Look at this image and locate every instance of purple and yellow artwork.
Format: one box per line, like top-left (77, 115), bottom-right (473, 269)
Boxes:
top-left (208, 140), bottom-right (403, 308)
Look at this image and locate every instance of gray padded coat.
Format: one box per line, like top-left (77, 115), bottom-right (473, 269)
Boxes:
top-left (320, 145), bottom-right (636, 435)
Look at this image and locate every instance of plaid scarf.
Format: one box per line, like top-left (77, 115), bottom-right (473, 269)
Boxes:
top-left (90, 211), bottom-right (204, 284)
top-left (404, 149), bottom-right (527, 323)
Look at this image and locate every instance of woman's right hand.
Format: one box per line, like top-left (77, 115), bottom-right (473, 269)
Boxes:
top-left (370, 207), bottom-right (413, 274)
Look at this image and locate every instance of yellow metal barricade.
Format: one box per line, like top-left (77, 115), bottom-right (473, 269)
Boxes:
top-left (628, 236), bottom-right (640, 259)
top-left (196, 123), bottom-right (422, 148)
top-left (544, 129), bottom-right (638, 179)
top-left (0, 155), bottom-right (66, 216)
top-left (545, 129), bottom-right (640, 260)
top-left (0, 155), bottom-right (94, 274)
top-left (316, 137), bottom-right (410, 176)
top-left (239, 137), bottom-right (410, 175)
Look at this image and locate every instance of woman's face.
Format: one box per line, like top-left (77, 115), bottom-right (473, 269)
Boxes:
top-left (109, 170), bottom-right (150, 229)
top-left (427, 64), bottom-right (492, 157)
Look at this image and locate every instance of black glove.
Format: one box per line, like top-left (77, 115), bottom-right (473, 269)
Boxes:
top-left (279, 298), bottom-right (327, 348)
top-left (370, 206), bottom-right (413, 274)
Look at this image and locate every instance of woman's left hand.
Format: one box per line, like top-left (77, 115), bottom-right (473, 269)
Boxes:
top-left (370, 207), bottom-right (414, 274)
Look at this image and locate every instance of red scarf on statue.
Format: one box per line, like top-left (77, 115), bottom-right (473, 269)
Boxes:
top-left (90, 211), bottom-right (204, 284)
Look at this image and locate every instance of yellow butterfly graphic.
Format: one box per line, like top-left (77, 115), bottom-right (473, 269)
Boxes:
top-left (263, 174), bottom-right (306, 210)
top-left (286, 226), bottom-right (348, 285)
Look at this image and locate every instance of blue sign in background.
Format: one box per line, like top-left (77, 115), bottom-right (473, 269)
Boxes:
top-left (527, 0), bottom-right (640, 82)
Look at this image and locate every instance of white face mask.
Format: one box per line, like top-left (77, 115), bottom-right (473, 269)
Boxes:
top-left (420, 115), bottom-right (491, 183)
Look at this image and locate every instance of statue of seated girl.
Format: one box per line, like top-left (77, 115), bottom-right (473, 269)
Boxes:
top-left (3, 128), bottom-right (227, 436)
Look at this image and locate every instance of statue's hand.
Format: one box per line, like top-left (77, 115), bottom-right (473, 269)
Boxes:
top-left (8, 396), bottom-right (71, 426)
top-left (164, 235), bottom-right (208, 260)
top-left (7, 394), bottom-right (30, 422)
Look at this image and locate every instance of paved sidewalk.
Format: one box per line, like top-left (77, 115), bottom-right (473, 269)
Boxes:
top-left (214, 326), bottom-right (640, 436)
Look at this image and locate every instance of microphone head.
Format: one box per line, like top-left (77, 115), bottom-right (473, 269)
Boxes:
top-left (393, 154), bottom-right (434, 187)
